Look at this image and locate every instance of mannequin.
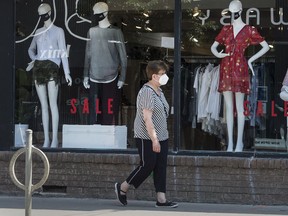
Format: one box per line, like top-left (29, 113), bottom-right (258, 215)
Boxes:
top-left (280, 69), bottom-right (288, 101)
top-left (28, 3), bottom-right (72, 148)
top-left (83, 2), bottom-right (127, 125)
top-left (211, 0), bottom-right (269, 152)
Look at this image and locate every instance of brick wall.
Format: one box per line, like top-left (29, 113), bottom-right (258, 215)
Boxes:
top-left (1, 151), bottom-right (288, 205)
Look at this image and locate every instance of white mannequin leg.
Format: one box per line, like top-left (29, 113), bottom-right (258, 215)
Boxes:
top-left (223, 91), bottom-right (234, 152)
top-left (235, 92), bottom-right (245, 152)
top-left (35, 81), bottom-right (50, 147)
top-left (47, 81), bottom-right (59, 148)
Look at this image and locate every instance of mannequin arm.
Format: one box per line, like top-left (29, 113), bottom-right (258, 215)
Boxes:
top-left (65, 74), bottom-right (72, 86)
top-left (117, 80), bottom-right (124, 89)
top-left (280, 85), bottom-right (288, 101)
top-left (57, 28), bottom-right (72, 85)
top-left (248, 40), bottom-right (270, 76)
top-left (83, 77), bottom-right (90, 89)
top-left (211, 41), bottom-right (230, 58)
top-left (28, 37), bottom-right (37, 61)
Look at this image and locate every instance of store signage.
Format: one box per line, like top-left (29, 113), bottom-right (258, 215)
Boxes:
top-left (68, 98), bottom-right (114, 114)
top-left (200, 8), bottom-right (288, 26)
top-left (244, 100), bottom-right (288, 117)
top-left (254, 138), bottom-right (286, 150)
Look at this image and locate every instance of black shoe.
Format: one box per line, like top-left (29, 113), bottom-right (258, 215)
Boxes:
top-left (155, 200), bottom-right (178, 208)
top-left (114, 182), bottom-right (127, 206)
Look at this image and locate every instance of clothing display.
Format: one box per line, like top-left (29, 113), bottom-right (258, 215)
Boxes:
top-left (28, 24), bottom-right (70, 76)
top-left (88, 78), bottom-right (121, 125)
top-left (215, 25), bottom-right (265, 94)
top-left (194, 64), bottom-right (223, 136)
top-left (181, 63), bottom-right (223, 137)
top-left (83, 25), bottom-right (127, 83)
top-left (83, 24), bottom-right (127, 125)
top-left (32, 60), bottom-right (59, 85)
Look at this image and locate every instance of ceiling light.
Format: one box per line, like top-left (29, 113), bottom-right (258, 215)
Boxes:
top-left (192, 38), bottom-right (198, 43)
top-left (193, 7), bottom-right (200, 17)
top-left (121, 22), bottom-right (127, 26)
top-left (221, 8), bottom-right (229, 16)
top-left (136, 26), bottom-right (142, 29)
top-left (189, 36), bottom-right (198, 43)
top-left (145, 27), bottom-right (152, 32)
top-left (143, 12), bottom-right (149, 17)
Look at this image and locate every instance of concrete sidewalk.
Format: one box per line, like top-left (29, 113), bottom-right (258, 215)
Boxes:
top-left (1, 196), bottom-right (288, 216)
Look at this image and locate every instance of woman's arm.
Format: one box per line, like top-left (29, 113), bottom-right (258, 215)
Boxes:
top-left (143, 108), bottom-right (160, 153)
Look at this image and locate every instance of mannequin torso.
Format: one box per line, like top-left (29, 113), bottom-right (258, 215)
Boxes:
top-left (232, 18), bottom-right (245, 38)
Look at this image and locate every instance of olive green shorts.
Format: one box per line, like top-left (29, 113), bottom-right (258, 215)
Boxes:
top-left (32, 60), bottom-right (59, 85)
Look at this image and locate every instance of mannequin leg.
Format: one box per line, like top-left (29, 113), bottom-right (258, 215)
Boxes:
top-left (35, 82), bottom-right (50, 147)
top-left (101, 78), bottom-right (120, 125)
top-left (223, 91), bottom-right (234, 152)
top-left (89, 82), bottom-right (100, 124)
top-left (235, 92), bottom-right (245, 152)
top-left (47, 81), bottom-right (59, 148)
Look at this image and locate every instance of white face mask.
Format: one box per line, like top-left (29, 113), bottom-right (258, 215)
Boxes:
top-left (158, 74), bottom-right (169, 86)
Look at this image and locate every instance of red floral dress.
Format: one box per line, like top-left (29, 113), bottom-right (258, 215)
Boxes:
top-left (215, 25), bottom-right (264, 94)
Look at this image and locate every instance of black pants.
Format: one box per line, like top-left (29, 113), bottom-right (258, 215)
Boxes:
top-left (88, 78), bottom-right (120, 125)
top-left (126, 138), bottom-right (168, 193)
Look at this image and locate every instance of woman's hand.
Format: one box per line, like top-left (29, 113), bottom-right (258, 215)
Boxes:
top-left (152, 140), bottom-right (161, 153)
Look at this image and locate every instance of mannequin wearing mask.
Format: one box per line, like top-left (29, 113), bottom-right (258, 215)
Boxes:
top-left (83, 2), bottom-right (127, 125)
top-left (210, 0), bottom-right (269, 152)
top-left (28, 3), bottom-right (72, 148)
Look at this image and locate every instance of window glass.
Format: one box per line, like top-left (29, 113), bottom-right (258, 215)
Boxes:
top-left (15, 0), bottom-right (288, 153)
top-left (15, 0), bottom-right (175, 149)
top-left (180, 0), bottom-right (288, 152)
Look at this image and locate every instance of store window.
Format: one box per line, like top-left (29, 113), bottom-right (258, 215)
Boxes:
top-left (15, 0), bottom-right (288, 153)
top-left (180, 0), bottom-right (288, 152)
top-left (15, 0), bottom-right (175, 149)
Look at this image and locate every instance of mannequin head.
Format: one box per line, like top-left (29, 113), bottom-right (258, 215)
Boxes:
top-left (38, 3), bottom-right (51, 15)
top-left (229, 0), bottom-right (242, 13)
top-left (93, 2), bottom-right (108, 14)
top-left (93, 2), bottom-right (108, 21)
top-left (38, 3), bottom-right (51, 22)
top-left (228, 0), bottom-right (242, 20)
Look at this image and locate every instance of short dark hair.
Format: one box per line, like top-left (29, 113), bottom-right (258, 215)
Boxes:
top-left (146, 60), bottom-right (169, 80)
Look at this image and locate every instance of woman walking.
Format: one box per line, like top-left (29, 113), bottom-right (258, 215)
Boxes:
top-left (115, 60), bottom-right (178, 208)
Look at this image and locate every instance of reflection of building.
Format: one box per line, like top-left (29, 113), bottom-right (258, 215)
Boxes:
top-left (2, 0), bottom-right (288, 205)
